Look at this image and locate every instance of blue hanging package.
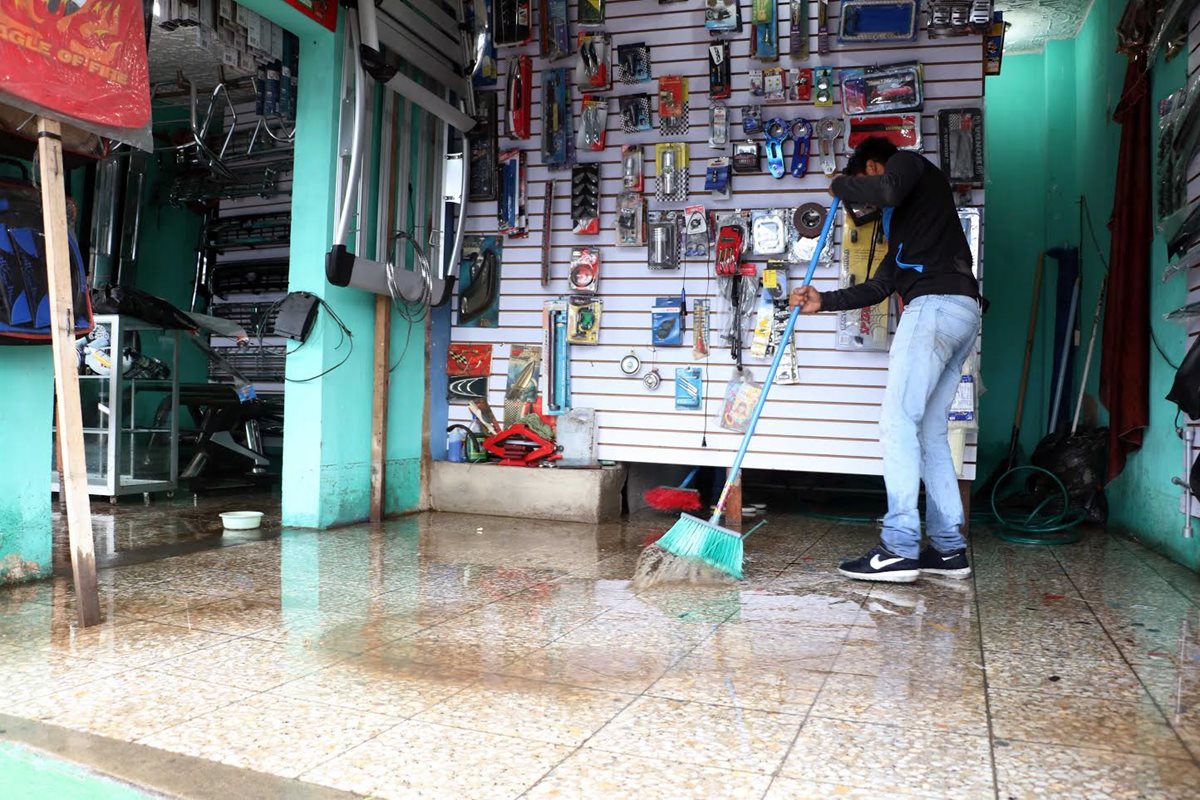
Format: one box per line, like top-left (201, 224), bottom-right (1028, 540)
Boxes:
top-left (652, 295), bottom-right (686, 346)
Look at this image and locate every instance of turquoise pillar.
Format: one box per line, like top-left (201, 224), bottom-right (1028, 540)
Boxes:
top-left (0, 349), bottom-right (53, 584)
top-left (241, 1), bottom-right (426, 527)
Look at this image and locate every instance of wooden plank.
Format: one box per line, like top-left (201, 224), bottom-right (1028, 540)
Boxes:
top-left (370, 294), bottom-right (391, 522)
top-left (38, 117), bottom-right (99, 627)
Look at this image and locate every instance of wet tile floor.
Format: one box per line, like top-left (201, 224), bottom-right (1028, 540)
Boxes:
top-left (4, 510), bottom-right (1200, 799)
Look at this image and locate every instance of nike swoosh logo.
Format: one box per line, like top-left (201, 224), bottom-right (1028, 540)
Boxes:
top-left (870, 555), bottom-right (905, 569)
top-left (942, 555), bottom-right (959, 562)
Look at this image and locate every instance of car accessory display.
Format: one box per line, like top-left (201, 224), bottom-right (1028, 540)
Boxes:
top-left (684, 205), bottom-right (709, 258)
top-left (540, 0), bottom-right (571, 60)
top-left (741, 104), bottom-right (764, 135)
top-left (578, 95), bottom-right (609, 152)
top-left (984, 12), bottom-right (1006, 75)
top-left (447, 343), bottom-right (494, 403)
top-left (938, 107), bottom-right (985, 187)
top-left (569, 246), bottom-right (600, 293)
top-left (789, 119), bottom-right (813, 177)
top-left (764, 117), bottom-right (789, 178)
top-left (620, 351), bottom-right (642, 374)
top-left (765, 68), bottom-right (788, 102)
top-left (841, 62), bottom-right (924, 115)
top-left (837, 210), bottom-right (890, 351)
top-left (791, 0), bottom-right (810, 57)
top-left (752, 0), bottom-right (779, 61)
top-left (542, 67), bottom-right (574, 169)
top-left (541, 179), bottom-right (555, 285)
top-left (648, 210), bottom-right (683, 269)
top-left (927, 0), bottom-right (994, 38)
top-left (469, 0), bottom-right (499, 86)
top-left (793, 202), bottom-right (827, 237)
top-left (792, 68), bottom-right (813, 101)
top-left (733, 140), bottom-right (761, 174)
top-left (675, 366), bottom-right (703, 409)
top-left (619, 93), bottom-right (653, 133)
top-left (710, 102), bottom-right (730, 149)
top-left (494, 0), bottom-right (532, 46)
top-left (709, 40), bottom-right (733, 99)
top-left (752, 209), bottom-right (789, 256)
top-left (846, 113), bottom-right (922, 150)
top-left (468, 92), bottom-right (498, 201)
top-left (658, 75), bottom-right (690, 136)
top-left (572, 164), bottom-right (601, 235)
top-left (693, 298), bottom-right (711, 358)
top-left (578, 0), bottom-right (605, 25)
top-left (498, 149), bottom-right (528, 236)
top-left (838, 0), bottom-right (919, 42)
top-left (617, 190), bottom-right (647, 246)
top-left (750, 267), bottom-right (787, 358)
top-left (568, 296), bottom-right (601, 344)
top-left (643, 367), bottom-right (662, 391)
top-left (506, 55), bottom-right (532, 139)
top-left (652, 294), bottom-right (686, 345)
top-left (618, 42), bottom-right (652, 83)
top-left (817, 118), bottom-right (843, 175)
top-left (705, 0), bottom-right (742, 32)
top-left (542, 299), bottom-right (572, 415)
top-left (459, 236), bottom-right (503, 328)
top-left (655, 142), bottom-right (689, 202)
top-left (577, 31), bottom-right (611, 91)
top-left (705, 157), bottom-right (733, 200)
top-left (716, 224), bottom-right (745, 275)
top-left (814, 66), bottom-right (834, 106)
top-left (622, 145), bottom-right (645, 193)
top-left (483, 423), bottom-right (560, 466)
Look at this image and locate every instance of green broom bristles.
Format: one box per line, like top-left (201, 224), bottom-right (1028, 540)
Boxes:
top-left (654, 513), bottom-right (745, 581)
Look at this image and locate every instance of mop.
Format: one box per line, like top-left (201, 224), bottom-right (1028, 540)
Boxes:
top-left (633, 198), bottom-right (840, 589)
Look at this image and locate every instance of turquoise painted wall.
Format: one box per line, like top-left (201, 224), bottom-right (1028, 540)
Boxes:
top-left (986, 0), bottom-right (1199, 570)
top-left (0, 349), bottom-right (53, 584)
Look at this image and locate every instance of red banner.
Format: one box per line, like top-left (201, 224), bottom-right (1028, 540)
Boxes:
top-left (0, 0), bottom-right (151, 135)
top-left (283, 0), bottom-right (336, 32)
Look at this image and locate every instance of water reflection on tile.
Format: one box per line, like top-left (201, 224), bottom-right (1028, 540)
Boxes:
top-left (528, 749), bottom-right (772, 800)
top-left (811, 671), bottom-right (989, 734)
top-left (993, 740), bottom-right (1200, 800)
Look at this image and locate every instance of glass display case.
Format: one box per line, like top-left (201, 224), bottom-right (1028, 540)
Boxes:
top-left (52, 314), bottom-right (181, 501)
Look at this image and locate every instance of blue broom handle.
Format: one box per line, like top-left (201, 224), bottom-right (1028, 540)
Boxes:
top-left (714, 197), bottom-right (840, 518)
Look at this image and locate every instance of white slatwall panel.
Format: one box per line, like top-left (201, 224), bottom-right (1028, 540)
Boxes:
top-left (457, 0), bottom-right (984, 475)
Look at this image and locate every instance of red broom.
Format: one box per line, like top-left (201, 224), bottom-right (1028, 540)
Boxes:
top-left (643, 467), bottom-right (702, 513)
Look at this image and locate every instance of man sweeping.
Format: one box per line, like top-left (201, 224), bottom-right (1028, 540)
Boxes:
top-left (790, 137), bottom-right (982, 583)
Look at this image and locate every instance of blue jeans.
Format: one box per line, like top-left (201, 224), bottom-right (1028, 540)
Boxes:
top-left (879, 294), bottom-right (981, 559)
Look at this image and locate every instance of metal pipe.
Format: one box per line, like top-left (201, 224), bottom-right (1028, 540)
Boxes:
top-left (333, 9), bottom-right (367, 248)
top-left (1071, 277), bottom-right (1106, 435)
top-left (1048, 276), bottom-right (1080, 436)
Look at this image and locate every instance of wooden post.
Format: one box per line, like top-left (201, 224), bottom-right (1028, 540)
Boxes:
top-left (369, 295), bottom-right (390, 522)
top-left (726, 477), bottom-right (743, 527)
top-left (38, 117), bottom-right (99, 626)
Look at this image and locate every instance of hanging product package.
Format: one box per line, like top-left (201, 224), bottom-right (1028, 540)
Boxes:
top-left (506, 55), bottom-right (532, 139)
top-left (494, 0), bottom-right (533, 45)
top-left (571, 163), bottom-right (601, 235)
top-left (577, 95), bottom-right (609, 152)
top-left (752, 0), bottom-right (779, 60)
top-left (684, 205), bottom-right (709, 258)
top-left (658, 76), bottom-right (690, 136)
top-left (710, 102), bottom-right (730, 149)
top-left (498, 149), bottom-right (528, 237)
top-left (0, 0), bottom-right (152, 155)
top-left (792, 68), bottom-right (814, 101)
top-left (619, 94), bottom-right (653, 133)
top-left (647, 210), bottom-right (683, 270)
top-left (617, 42), bottom-right (652, 83)
top-left (837, 211), bottom-right (890, 350)
top-left (841, 63), bottom-right (924, 115)
top-left (542, 68), bottom-right (574, 169)
top-left (468, 0), bottom-right (499, 85)
top-left (718, 369), bottom-right (762, 432)
top-left (578, 0), bottom-right (605, 25)
top-left (576, 31), bottom-right (612, 91)
top-left (567, 297), bottom-right (602, 344)
top-left (0, 182), bottom-right (93, 343)
top-left (655, 142), bottom-right (689, 202)
top-left (927, 0), bottom-right (994, 37)
top-left (938, 108), bottom-right (985, 186)
top-left (706, 0), bottom-right (743, 32)
top-left (709, 41), bottom-right (733, 99)
top-left (675, 367), bottom-right (703, 410)
top-left (791, 0), bottom-right (810, 57)
top-left (846, 113), bottom-right (922, 151)
top-left (652, 294), bottom-right (686, 345)
top-left (458, 235), bottom-right (503, 327)
top-left (838, 0), bottom-right (920, 42)
top-left (539, 0), bottom-right (572, 61)
top-left (813, 65), bottom-right (835, 107)
top-left (622, 145), bottom-right (645, 192)
top-left (468, 93), bottom-right (499, 201)
top-left (706, 157), bottom-right (733, 200)
top-left (616, 190), bottom-right (647, 246)
top-left (569, 246), bottom-right (600, 294)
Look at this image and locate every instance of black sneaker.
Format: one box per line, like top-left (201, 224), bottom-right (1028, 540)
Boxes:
top-left (918, 546), bottom-right (972, 579)
top-left (838, 545), bottom-right (919, 583)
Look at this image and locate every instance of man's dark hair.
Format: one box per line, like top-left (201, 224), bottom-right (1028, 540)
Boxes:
top-left (844, 136), bottom-right (899, 176)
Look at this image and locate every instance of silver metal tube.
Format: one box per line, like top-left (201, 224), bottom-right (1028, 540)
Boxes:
top-left (333, 9), bottom-right (367, 248)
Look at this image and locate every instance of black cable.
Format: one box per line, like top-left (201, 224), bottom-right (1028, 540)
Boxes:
top-left (1080, 195), bottom-right (1179, 370)
top-left (285, 298), bottom-right (355, 383)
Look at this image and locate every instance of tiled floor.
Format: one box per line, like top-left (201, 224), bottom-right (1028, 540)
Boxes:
top-left (4, 510), bottom-right (1200, 799)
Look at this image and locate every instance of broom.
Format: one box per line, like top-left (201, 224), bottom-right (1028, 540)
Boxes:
top-left (644, 467), bottom-right (703, 513)
top-left (635, 198), bottom-right (841, 586)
